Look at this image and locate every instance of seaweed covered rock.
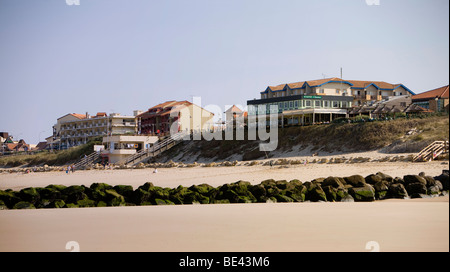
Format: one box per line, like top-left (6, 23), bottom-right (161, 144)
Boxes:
top-left (249, 184), bottom-right (267, 203)
top-left (373, 180), bottom-right (390, 200)
top-left (344, 175), bottom-right (366, 187)
top-left (0, 200), bottom-right (7, 210)
top-left (365, 174), bottom-right (383, 185)
top-left (62, 185), bottom-right (87, 203)
top-left (13, 201), bottom-right (36, 209)
top-left (113, 185), bottom-right (134, 200)
top-left (349, 184), bottom-right (375, 202)
top-left (19, 187), bottom-right (40, 204)
top-left (305, 183), bottom-right (327, 202)
top-left (0, 190), bottom-right (21, 209)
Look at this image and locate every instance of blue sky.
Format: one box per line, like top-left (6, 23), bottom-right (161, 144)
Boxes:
top-left (0, 0), bottom-right (449, 144)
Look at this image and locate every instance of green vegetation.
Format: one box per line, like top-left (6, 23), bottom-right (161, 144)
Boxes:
top-left (0, 137), bottom-right (102, 167)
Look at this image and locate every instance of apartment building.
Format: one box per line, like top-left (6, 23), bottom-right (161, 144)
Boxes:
top-left (53, 112), bottom-right (137, 149)
top-left (248, 77), bottom-right (415, 126)
top-left (137, 101), bottom-right (214, 135)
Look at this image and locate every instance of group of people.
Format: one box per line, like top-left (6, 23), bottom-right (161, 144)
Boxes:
top-left (66, 165), bottom-right (75, 174)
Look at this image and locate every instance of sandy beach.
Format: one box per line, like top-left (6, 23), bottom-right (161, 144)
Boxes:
top-left (0, 197), bottom-right (448, 252)
top-left (0, 161), bottom-right (447, 191)
top-left (0, 160), bottom-right (449, 252)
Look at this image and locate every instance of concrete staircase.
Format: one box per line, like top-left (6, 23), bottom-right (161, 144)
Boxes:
top-left (116, 132), bottom-right (189, 166)
top-left (413, 141), bottom-right (449, 162)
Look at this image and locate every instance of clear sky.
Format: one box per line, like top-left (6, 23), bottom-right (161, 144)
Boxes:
top-left (0, 0), bottom-right (449, 144)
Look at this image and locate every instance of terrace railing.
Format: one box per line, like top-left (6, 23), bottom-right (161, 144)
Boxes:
top-left (413, 141), bottom-right (449, 162)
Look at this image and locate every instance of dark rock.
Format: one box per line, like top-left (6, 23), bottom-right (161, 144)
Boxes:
top-left (344, 175), bottom-right (366, 187)
top-left (427, 185), bottom-right (441, 195)
top-left (47, 199), bottom-right (66, 208)
top-left (274, 194), bottom-right (294, 202)
top-left (374, 180), bottom-right (390, 200)
top-left (38, 187), bottom-right (61, 201)
top-left (13, 201), bottom-right (36, 209)
top-left (434, 172), bottom-right (449, 191)
top-left (104, 189), bottom-right (125, 206)
top-left (62, 185), bottom-right (86, 203)
top-left (376, 172), bottom-right (393, 183)
top-left (305, 183), bottom-right (327, 202)
top-left (285, 184), bottom-right (307, 202)
top-left (404, 175), bottom-right (427, 186)
top-left (275, 180), bottom-right (288, 190)
top-left (365, 174), bottom-right (383, 185)
top-left (138, 182), bottom-right (155, 191)
top-left (322, 177), bottom-right (345, 189)
top-left (406, 182), bottom-right (428, 196)
top-left (113, 185), bottom-right (134, 200)
top-left (348, 184), bottom-right (375, 202)
top-left (131, 188), bottom-right (152, 205)
top-left (393, 177), bottom-right (404, 184)
top-left (90, 183), bottom-right (113, 191)
top-left (0, 190), bottom-right (21, 209)
top-left (19, 187), bottom-right (40, 204)
top-left (249, 184), bottom-right (267, 202)
top-left (189, 184), bottom-right (213, 195)
top-left (388, 183), bottom-right (409, 199)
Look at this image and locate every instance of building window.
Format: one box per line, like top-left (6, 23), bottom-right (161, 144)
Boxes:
top-left (284, 102), bottom-right (288, 109)
top-left (305, 100), bottom-right (312, 108)
top-left (333, 101), bottom-right (339, 108)
top-left (336, 89), bottom-right (340, 94)
top-left (289, 101), bottom-right (293, 109)
top-left (315, 100), bottom-right (321, 108)
top-left (342, 101), bottom-right (348, 108)
top-left (294, 100), bottom-right (298, 108)
top-left (324, 101), bottom-right (330, 108)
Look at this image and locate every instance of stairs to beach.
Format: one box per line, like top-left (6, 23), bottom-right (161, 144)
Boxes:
top-left (116, 132), bottom-right (189, 166)
top-left (73, 151), bottom-right (101, 169)
top-left (413, 141), bottom-right (449, 162)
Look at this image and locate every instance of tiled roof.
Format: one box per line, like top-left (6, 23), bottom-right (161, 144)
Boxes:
top-left (412, 85), bottom-right (449, 100)
top-left (262, 77), bottom-right (413, 94)
top-left (70, 113), bottom-right (87, 119)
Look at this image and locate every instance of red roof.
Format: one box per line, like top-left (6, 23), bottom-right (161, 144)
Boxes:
top-left (412, 85), bottom-right (449, 100)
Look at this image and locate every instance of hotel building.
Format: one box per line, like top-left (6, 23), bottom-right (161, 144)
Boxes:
top-left (247, 77), bottom-right (415, 126)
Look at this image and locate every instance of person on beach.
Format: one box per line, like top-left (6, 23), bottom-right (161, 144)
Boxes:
top-left (71, 165), bottom-right (75, 173)
top-left (153, 168), bottom-right (158, 173)
top-left (66, 165), bottom-right (70, 174)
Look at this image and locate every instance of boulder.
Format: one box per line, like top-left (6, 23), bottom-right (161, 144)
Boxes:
top-left (406, 182), bottom-right (428, 196)
top-left (349, 184), bottom-right (375, 202)
top-left (403, 175), bottom-right (427, 186)
top-left (47, 199), bottom-right (66, 209)
top-left (434, 172), bottom-right (449, 191)
top-left (274, 194), bottom-right (294, 203)
top-left (365, 174), bottom-right (383, 185)
top-left (19, 187), bottom-right (40, 204)
top-left (376, 172), bottom-right (394, 183)
top-left (373, 180), bottom-right (390, 200)
top-left (322, 177), bottom-right (345, 189)
top-left (344, 175), bottom-right (366, 187)
top-left (0, 190), bottom-right (21, 209)
top-left (113, 185), bottom-right (134, 200)
top-left (104, 189), bottom-right (126, 206)
top-left (388, 183), bottom-right (409, 199)
top-left (340, 194), bottom-right (354, 202)
top-left (0, 200), bottom-right (8, 210)
top-left (131, 188), bottom-right (152, 205)
top-left (249, 184), bottom-right (267, 203)
top-left (38, 187), bottom-right (61, 201)
top-left (305, 183), bottom-right (327, 202)
top-left (62, 185), bottom-right (86, 203)
top-left (76, 197), bottom-right (96, 208)
top-left (13, 201), bottom-right (36, 209)
top-left (189, 184), bottom-right (213, 195)
top-left (285, 184), bottom-right (307, 202)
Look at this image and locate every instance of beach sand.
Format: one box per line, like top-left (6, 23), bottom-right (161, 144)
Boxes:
top-left (0, 161), bottom-right (448, 191)
top-left (0, 160), bottom-right (448, 252)
top-left (0, 197), bottom-right (448, 252)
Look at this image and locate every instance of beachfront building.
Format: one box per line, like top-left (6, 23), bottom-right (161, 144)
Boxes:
top-left (225, 105), bottom-right (248, 129)
top-left (248, 77), bottom-right (415, 126)
top-left (412, 85), bottom-right (449, 113)
top-left (101, 135), bottom-right (159, 164)
top-left (258, 77), bottom-right (415, 107)
top-left (52, 112), bottom-right (138, 149)
top-left (137, 101), bottom-right (215, 135)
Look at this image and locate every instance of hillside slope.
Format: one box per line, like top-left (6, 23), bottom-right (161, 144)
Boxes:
top-left (155, 115), bottom-right (449, 163)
